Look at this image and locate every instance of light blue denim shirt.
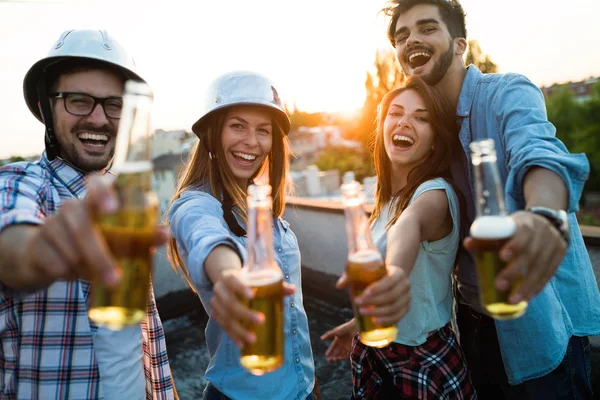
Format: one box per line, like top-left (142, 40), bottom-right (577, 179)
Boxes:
top-left (168, 184), bottom-right (315, 400)
top-left (455, 65), bottom-right (600, 384)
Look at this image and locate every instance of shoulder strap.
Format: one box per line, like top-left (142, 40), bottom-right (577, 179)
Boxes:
top-left (222, 189), bottom-right (246, 237)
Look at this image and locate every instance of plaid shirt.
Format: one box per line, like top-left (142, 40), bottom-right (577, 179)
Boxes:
top-left (0, 153), bottom-right (176, 400)
top-left (350, 325), bottom-right (476, 400)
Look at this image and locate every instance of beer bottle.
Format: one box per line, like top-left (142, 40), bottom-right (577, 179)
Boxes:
top-left (341, 180), bottom-right (397, 347)
top-left (88, 80), bottom-right (159, 330)
top-left (469, 138), bottom-right (528, 319)
top-left (239, 183), bottom-right (284, 375)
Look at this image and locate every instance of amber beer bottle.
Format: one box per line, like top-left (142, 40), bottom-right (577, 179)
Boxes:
top-left (88, 81), bottom-right (159, 330)
top-left (239, 183), bottom-right (284, 375)
top-left (470, 139), bottom-right (527, 319)
top-left (341, 180), bottom-right (397, 347)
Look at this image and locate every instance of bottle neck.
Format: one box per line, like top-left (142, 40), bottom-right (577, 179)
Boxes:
top-left (344, 203), bottom-right (376, 255)
top-left (473, 158), bottom-right (507, 217)
top-left (246, 203), bottom-right (276, 271)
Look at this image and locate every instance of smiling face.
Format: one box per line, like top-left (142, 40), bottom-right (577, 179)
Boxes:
top-left (51, 69), bottom-right (124, 171)
top-left (393, 4), bottom-right (457, 85)
top-left (220, 106), bottom-right (274, 187)
top-left (383, 89), bottom-right (435, 180)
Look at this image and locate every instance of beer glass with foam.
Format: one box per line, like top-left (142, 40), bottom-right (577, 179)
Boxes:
top-left (470, 139), bottom-right (527, 319)
top-left (88, 80), bottom-right (159, 330)
top-left (239, 183), bottom-right (284, 375)
top-left (341, 180), bottom-right (398, 347)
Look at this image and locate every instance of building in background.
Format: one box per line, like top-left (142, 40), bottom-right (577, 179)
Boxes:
top-left (541, 77), bottom-right (599, 103)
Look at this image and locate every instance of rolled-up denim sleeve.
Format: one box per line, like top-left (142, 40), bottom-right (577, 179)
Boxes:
top-left (168, 190), bottom-right (245, 291)
top-left (495, 75), bottom-right (589, 212)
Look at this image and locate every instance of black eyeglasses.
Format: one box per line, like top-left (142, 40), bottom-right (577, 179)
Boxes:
top-left (50, 92), bottom-right (123, 119)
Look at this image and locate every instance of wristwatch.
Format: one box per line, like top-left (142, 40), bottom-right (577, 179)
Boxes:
top-left (527, 207), bottom-right (570, 246)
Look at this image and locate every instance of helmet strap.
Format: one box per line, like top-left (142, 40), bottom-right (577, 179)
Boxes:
top-left (36, 82), bottom-right (60, 160)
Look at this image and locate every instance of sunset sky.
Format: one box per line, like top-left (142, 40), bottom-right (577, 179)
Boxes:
top-left (1, 0), bottom-right (599, 158)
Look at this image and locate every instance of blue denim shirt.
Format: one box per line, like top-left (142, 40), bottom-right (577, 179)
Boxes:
top-left (455, 65), bottom-right (600, 384)
top-left (168, 184), bottom-right (315, 400)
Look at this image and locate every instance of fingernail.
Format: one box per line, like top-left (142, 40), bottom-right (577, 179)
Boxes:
top-left (359, 307), bottom-right (368, 315)
top-left (103, 269), bottom-right (119, 286)
top-left (253, 313), bottom-right (264, 324)
top-left (245, 288), bottom-right (254, 299)
top-left (101, 196), bottom-right (118, 213)
top-left (354, 298), bottom-right (363, 306)
top-left (496, 279), bottom-right (509, 291)
top-left (510, 293), bottom-right (523, 304)
top-left (500, 249), bottom-right (513, 261)
top-left (247, 333), bottom-right (256, 344)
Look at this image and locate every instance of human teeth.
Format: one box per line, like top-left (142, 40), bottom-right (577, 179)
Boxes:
top-left (78, 133), bottom-right (108, 141)
top-left (409, 52), bottom-right (431, 61)
top-left (233, 152), bottom-right (256, 161)
top-left (393, 135), bottom-right (414, 144)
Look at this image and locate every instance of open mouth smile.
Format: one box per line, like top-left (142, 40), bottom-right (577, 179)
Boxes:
top-left (407, 50), bottom-right (432, 68)
top-left (77, 132), bottom-right (110, 149)
top-left (392, 134), bottom-right (415, 149)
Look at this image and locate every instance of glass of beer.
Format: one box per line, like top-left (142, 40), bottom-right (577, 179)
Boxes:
top-left (470, 139), bottom-right (528, 319)
top-left (341, 180), bottom-right (398, 347)
top-left (88, 80), bottom-right (159, 330)
top-left (239, 184), bottom-right (284, 375)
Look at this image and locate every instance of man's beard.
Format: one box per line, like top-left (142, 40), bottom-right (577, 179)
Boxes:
top-left (410, 39), bottom-right (454, 86)
top-left (57, 122), bottom-right (115, 172)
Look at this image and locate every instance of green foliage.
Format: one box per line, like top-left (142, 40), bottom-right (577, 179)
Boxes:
top-left (465, 40), bottom-right (498, 73)
top-left (545, 86), bottom-right (581, 150)
top-left (545, 80), bottom-right (600, 192)
top-left (313, 146), bottom-right (375, 183)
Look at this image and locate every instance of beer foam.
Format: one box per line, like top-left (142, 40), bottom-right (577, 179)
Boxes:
top-left (242, 268), bottom-right (282, 286)
top-left (348, 249), bottom-right (383, 264)
top-left (112, 161), bottom-right (153, 174)
top-left (470, 216), bottom-right (516, 239)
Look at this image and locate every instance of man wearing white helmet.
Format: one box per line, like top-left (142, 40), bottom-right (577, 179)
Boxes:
top-left (0, 30), bottom-right (177, 399)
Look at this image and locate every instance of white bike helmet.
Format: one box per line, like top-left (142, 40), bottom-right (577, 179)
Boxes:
top-left (23, 29), bottom-right (145, 159)
top-left (24, 29), bottom-right (144, 122)
top-left (191, 71), bottom-right (290, 138)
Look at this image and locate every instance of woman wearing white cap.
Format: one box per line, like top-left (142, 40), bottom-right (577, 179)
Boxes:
top-left (166, 71), bottom-right (408, 399)
top-left (166, 71), bottom-right (316, 400)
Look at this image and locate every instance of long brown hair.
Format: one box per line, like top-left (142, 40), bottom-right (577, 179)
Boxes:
top-left (370, 76), bottom-right (461, 228)
top-left (166, 106), bottom-right (292, 289)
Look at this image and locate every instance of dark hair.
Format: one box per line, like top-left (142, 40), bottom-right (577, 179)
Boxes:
top-left (370, 75), bottom-right (462, 227)
top-left (383, 0), bottom-right (467, 47)
top-left (44, 58), bottom-right (128, 93)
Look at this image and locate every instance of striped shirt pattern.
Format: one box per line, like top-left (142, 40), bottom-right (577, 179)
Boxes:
top-left (0, 153), bottom-right (175, 399)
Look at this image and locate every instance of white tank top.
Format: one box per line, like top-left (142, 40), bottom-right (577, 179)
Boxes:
top-left (371, 178), bottom-right (460, 346)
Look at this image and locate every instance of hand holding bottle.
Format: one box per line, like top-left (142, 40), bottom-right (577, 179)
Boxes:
top-left (210, 262), bottom-right (295, 349)
top-left (336, 264), bottom-right (410, 327)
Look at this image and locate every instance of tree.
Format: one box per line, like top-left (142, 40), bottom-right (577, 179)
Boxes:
top-left (545, 81), bottom-right (600, 192)
top-left (545, 86), bottom-right (581, 151)
top-left (313, 146), bottom-right (375, 183)
top-left (465, 40), bottom-right (498, 73)
top-left (351, 49), bottom-right (405, 147)
top-left (572, 82), bottom-right (600, 191)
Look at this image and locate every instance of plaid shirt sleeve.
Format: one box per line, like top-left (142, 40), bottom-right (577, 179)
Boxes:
top-left (0, 164), bottom-right (50, 234)
top-left (0, 163), bottom-right (51, 298)
top-left (141, 281), bottom-right (177, 400)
